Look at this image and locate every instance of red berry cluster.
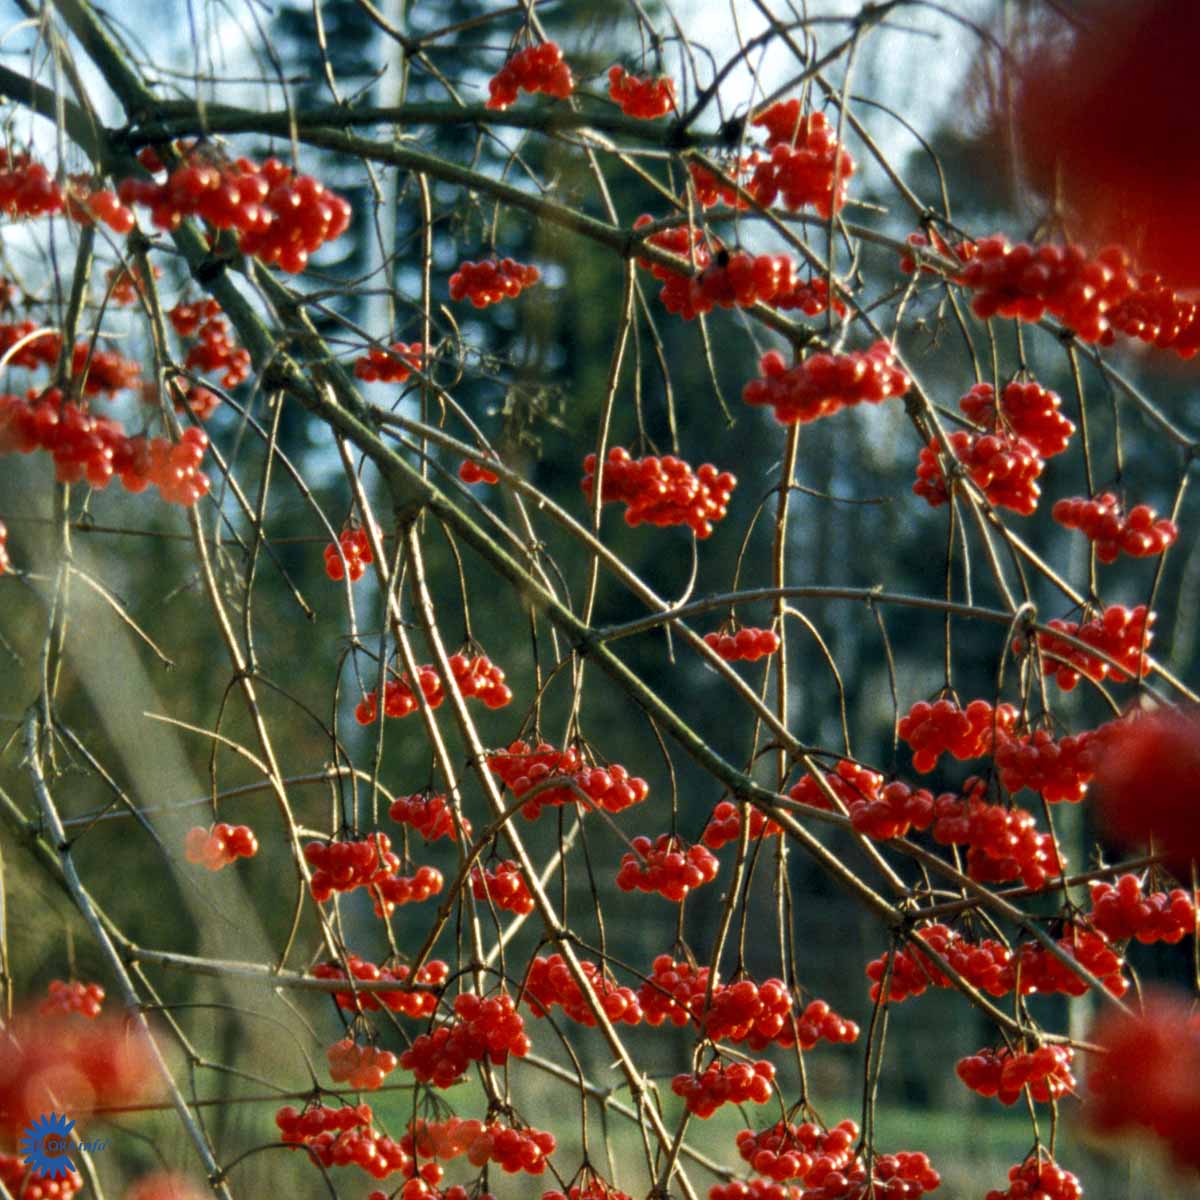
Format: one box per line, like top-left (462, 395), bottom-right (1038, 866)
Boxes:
top-left (865, 925), bottom-right (1013, 1003)
top-left (638, 954), bottom-right (714, 1028)
top-left (959, 237), bottom-right (1136, 342)
top-left (1087, 991), bottom-right (1200, 1172)
top-left (164, 382), bottom-right (220, 421)
top-left (0, 389), bottom-right (210, 504)
top-left (0, 520), bottom-right (10, 576)
top-left (607, 66), bottom-right (676, 118)
top-left (486, 43), bottom-right (574, 110)
top-left (1017, 604), bottom-right (1154, 691)
top-left (449, 258), bottom-right (540, 308)
top-left (276, 1102), bottom-right (411, 1178)
top-left (1104, 271), bottom-right (1200, 359)
top-left (684, 252), bottom-right (803, 318)
top-left (959, 381), bottom-right (1075, 458)
top-left (38, 979), bottom-right (104, 1019)
top-left (704, 626), bottom-right (780, 662)
top-left (735, 1118), bottom-right (859, 1183)
top-left (1016, 927), bottom-right (1129, 999)
top-left (801, 1152), bottom-right (941, 1200)
top-left (582, 446), bottom-right (736, 539)
top-left (0, 320), bottom-right (59, 370)
top-left (913, 430), bottom-right (1044, 515)
top-left (486, 741), bottom-right (650, 820)
top-left (956, 1045), bottom-right (1075, 1106)
top-left (311, 954), bottom-right (447, 1015)
top-left (672, 1059), bottom-right (775, 1117)
top-left (326, 1039), bottom-right (399, 1090)
top-left (615, 834), bottom-right (720, 901)
top-left (701, 799), bottom-right (783, 849)
top-left (355, 653), bottom-right (512, 724)
top-left (743, 343), bottom-right (910, 426)
top-left (524, 953), bottom-right (644, 1027)
top-left (843, 780), bottom-right (935, 842)
top-left (305, 834), bottom-right (398, 901)
top-left (633, 215), bottom-right (712, 316)
top-left (389, 792), bottom-right (471, 842)
top-left (788, 759), bottom-right (884, 812)
top-left (69, 342), bottom-right (141, 396)
top-left (710, 1178), bottom-right (802, 1200)
top-left (471, 860), bottom-right (534, 915)
top-left (930, 780), bottom-right (1063, 891)
top-left (323, 524), bottom-right (375, 582)
top-left (772, 276), bottom-right (848, 318)
top-left (1087, 874), bottom-right (1196, 944)
top-left (379, 1182), bottom-right (489, 1200)
top-left (398, 991), bottom-right (531, 1088)
top-left (168, 299), bottom-right (252, 389)
top-left (459, 458), bottom-right (499, 485)
top-left (898, 228), bottom-right (977, 276)
top-left (1052, 493), bottom-right (1178, 562)
top-left (184, 823), bottom-right (258, 870)
top-left (371, 865), bottom-right (445, 919)
top-left (993, 728), bottom-right (1101, 804)
top-left (984, 1158), bottom-right (1082, 1200)
top-left (688, 159), bottom-right (760, 210)
top-left (748, 104), bottom-right (856, 217)
top-left (0, 148), bottom-right (66, 219)
top-left (64, 181), bottom-right (135, 234)
top-left (119, 152), bottom-right (351, 273)
top-left (898, 698), bottom-right (1018, 773)
top-left (107, 262), bottom-right (160, 306)
top-left (403, 1117), bottom-right (556, 1174)
top-left (0, 1151), bottom-right (82, 1200)
top-left (354, 341), bottom-right (424, 383)
top-left (543, 1179), bottom-right (631, 1200)
top-left (702, 977), bottom-right (792, 1046)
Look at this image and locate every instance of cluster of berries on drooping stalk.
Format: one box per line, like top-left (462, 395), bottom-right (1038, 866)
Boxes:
top-left (993, 727), bottom-right (1102, 804)
top-left (788, 758), bottom-right (884, 813)
top-left (0, 320), bottom-right (59, 369)
top-left (355, 652), bottom-right (512, 724)
top-left (524, 953), bottom-right (644, 1027)
top-left (107, 262), bottom-right (161, 306)
top-left (459, 457), bottom-right (499, 484)
top-left (399, 991), bottom-right (531, 1088)
top-left (582, 446), bottom-right (736, 538)
top-left (957, 236), bottom-right (1135, 343)
top-left (930, 777), bottom-right (1063, 891)
top-left (375, 1181), bottom-right (492, 1200)
top-left (1087, 874), bottom-right (1196, 944)
top-left (354, 340), bottom-right (424, 383)
top-left (326, 1038), bottom-right (399, 1090)
top-left (1052, 493), bottom-right (1178, 562)
top-left (0, 149), bottom-right (135, 233)
top-left (705, 626), bottom-right (780, 662)
top-left (672, 1059), bottom-right (775, 1117)
top-left (183, 823), bottom-right (258, 870)
top-left (323, 523), bottom-right (376, 582)
top-left (1087, 990), bottom-right (1200, 1171)
top-left (69, 342), bottom-right (142, 396)
top-left (471, 859), bottom-right (535, 915)
top-left (793, 1151), bottom-right (941, 1200)
top-left (865, 922), bottom-right (1129, 1003)
top-left (1013, 603), bottom-right (1154, 691)
top-left (38, 979), bottom-right (104, 1019)
top-left (735, 1117), bottom-right (860, 1183)
top-left (0, 1009), bottom-right (159, 1134)
top-left (389, 791), bottom-right (471, 841)
top-left (303, 834), bottom-right (444, 916)
top-left (633, 216), bottom-right (711, 315)
top-left (659, 249), bottom-right (804, 319)
top-left (898, 698), bottom-right (1018, 772)
top-left (486, 42), bottom-right (574, 110)
top-left (0, 389), bottom-right (210, 503)
top-left (311, 954), bottom-right (447, 1015)
top-left (168, 298), bottom-right (251, 389)
top-left (449, 258), bottom-right (540, 308)
top-left (486, 740), bottom-right (650, 820)
top-left (959, 380), bottom-right (1075, 458)
top-left (1, 1151), bottom-right (83, 1200)
top-left (913, 430), bottom-right (1044, 515)
top-left (984, 1158), bottom-right (1082, 1200)
top-left (701, 798), bottom-right (784, 849)
top-left (161, 380), bottom-right (221, 421)
top-left (614, 834), bottom-right (720, 901)
top-left (742, 343), bottom-right (910, 426)
top-left (748, 103), bottom-right (856, 217)
top-left (403, 1116), bottom-right (556, 1174)
top-left (1103, 270), bottom-right (1200, 359)
top-left (956, 1044), bottom-right (1075, 1106)
top-left (119, 150), bottom-right (351, 273)
top-left (543, 1178), bottom-right (631, 1200)
top-left (788, 762), bottom-right (935, 841)
top-left (276, 1102), bottom-right (411, 1179)
top-left (607, 66), bottom-right (676, 118)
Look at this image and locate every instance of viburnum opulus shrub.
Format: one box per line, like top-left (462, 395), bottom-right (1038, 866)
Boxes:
top-left (3, 2), bottom-right (1200, 1199)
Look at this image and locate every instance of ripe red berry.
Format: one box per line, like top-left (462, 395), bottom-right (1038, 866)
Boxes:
top-left (607, 66), bottom-right (676, 118)
top-left (1052, 493), bottom-right (1178, 563)
top-left (704, 626), bottom-right (780, 662)
top-left (614, 834), bottom-right (719, 901)
top-left (184, 823), bottom-right (258, 870)
top-left (449, 259), bottom-right (540, 307)
top-left (39, 979), bottom-right (105, 1019)
top-left (486, 43), bottom-right (574, 110)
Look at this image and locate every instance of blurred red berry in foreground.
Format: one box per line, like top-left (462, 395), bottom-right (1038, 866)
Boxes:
top-left (1001, 0), bottom-right (1200, 287)
top-left (1091, 708), bottom-right (1200, 871)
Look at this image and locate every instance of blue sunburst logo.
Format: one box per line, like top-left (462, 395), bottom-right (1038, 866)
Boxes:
top-left (18, 1112), bottom-right (76, 1179)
